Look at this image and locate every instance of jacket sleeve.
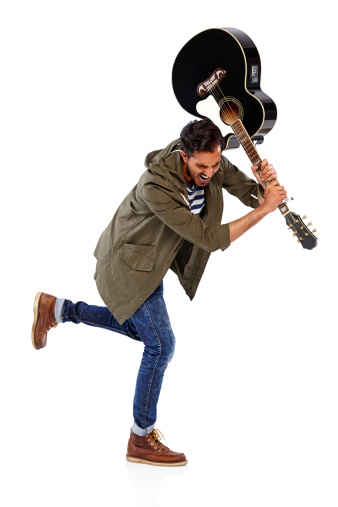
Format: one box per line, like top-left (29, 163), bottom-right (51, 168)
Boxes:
top-left (142, 184), bottom-right (230, 253)
top-left (221, 156), bottom-right (263, 209)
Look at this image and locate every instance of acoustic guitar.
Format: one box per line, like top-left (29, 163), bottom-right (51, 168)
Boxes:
top-left (172, 28), bottom-right (317, 250)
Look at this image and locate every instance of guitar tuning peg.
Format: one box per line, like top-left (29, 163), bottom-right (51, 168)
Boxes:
top-left (293, 233), bottom-right (297, 237)
top-left (312, 228), bottom-right (317, 233)
top-left (307, 222), bottom-right (312, 226)
top-left (302, 215), bottom-right (307, 219)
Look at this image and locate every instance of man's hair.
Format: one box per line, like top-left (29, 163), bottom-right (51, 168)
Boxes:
top-left (179, 118), bottom-right (225, 158)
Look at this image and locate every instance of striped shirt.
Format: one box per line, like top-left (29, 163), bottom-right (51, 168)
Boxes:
top-left (186, 183), bottom-right (205, 216)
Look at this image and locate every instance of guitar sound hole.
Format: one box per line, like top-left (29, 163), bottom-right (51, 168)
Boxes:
top-left (220, 99), bottom-right (243, 125)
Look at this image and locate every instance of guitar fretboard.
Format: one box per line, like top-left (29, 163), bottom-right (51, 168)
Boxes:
top-left (230, 118), bottom-right (290, 217)
top-left (232, 119), bottom-right (262, 167)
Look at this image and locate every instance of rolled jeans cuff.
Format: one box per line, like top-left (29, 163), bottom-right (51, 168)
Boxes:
top-left (55, 298), bottom-right (65, 323)
top-left (131, 421), bottom-right (155, 437)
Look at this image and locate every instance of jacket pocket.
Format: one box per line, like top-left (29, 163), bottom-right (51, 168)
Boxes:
top-left (119, 244), bottom-right (156, 272)
top-left (106, 244), bottom-right (156, 299)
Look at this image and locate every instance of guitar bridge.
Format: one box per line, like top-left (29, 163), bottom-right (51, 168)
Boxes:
top-left (197, 68), bottom-right (226, 97)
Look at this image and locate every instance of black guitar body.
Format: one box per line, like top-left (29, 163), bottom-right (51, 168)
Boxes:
top-left (172, 28), bottom-right (277, 149)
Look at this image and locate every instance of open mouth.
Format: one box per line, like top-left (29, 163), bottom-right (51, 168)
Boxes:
top-left (198, 174), bottom-right (209, 184)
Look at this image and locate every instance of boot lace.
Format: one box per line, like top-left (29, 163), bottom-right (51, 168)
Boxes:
top-left (146, 429), bottom-right (166, 452)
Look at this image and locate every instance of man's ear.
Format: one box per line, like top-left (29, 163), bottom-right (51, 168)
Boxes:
top-left (180, 150), bottom-right (188, 164)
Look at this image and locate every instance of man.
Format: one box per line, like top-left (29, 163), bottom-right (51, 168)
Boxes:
top-left (31, 119), bottom-right (286, 467)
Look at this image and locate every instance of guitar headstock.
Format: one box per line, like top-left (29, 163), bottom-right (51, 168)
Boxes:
top-left (284, 211), bottom-right (317, 250)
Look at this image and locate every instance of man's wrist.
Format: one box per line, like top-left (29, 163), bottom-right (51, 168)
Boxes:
top-left (257, 184), bottom-right (265, 204)
top-left (258, 184), bottom-right (265, 199)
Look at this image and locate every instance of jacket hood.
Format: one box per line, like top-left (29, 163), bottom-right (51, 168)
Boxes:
top-left (144, 139), bottom-right (186, 189)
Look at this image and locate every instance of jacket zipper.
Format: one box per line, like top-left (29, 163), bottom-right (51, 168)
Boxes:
top-left (180, 192), bottom-right (191, 210)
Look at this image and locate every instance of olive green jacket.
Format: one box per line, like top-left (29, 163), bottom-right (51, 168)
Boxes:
top-left (93, 139), bottom-right (261, 324)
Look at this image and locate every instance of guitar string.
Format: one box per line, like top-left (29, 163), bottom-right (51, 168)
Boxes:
top-left (210, 86), bottom-right (241, 136)
top-left (199, 79), bottom-right (314, 246)
top-left (200, 74), bottom-right (278, 188)
top-left (212, 84), bottom-right (236, 121)
top-left (204, 84), bottom-right (256, 164)
top-left (210, 85), bottom-right (291, 208)
top-left (208, 84), bottom-right (265, 186)
top-left (208, 86), bottom-right (237, 142)
top-left (202, 84), bottom-right (260, 165)
top-left (208, 86), bottom-right (232, 124)
top-left (209, 84), bottom-right (259, 164)
top-left (212, 85), bottom-right (242, 132)
top-left (199, 83), bottom-right (235, 144)
top-left (198, 80), bottom-right (233, 128)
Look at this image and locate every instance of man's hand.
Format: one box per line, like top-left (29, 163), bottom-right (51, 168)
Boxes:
top-left (251, 159), bottom-right (287, 208)
top-left (262, 180), bottom-right (288, 212)
top-left (251, 159), bottom-right (277, 187)
top-left (228, 160), bottom-right (287, 243)
top-left (229, 178), bottom-right (287, 243)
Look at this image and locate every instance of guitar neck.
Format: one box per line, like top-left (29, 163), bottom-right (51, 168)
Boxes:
top-left (230, 118), bottom-right (289, 216)
top-left (231, 119), bottom-right (262, 167)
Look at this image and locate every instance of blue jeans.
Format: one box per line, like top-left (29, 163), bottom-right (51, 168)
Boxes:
top-left (59, 282), bottom-right (175, 436)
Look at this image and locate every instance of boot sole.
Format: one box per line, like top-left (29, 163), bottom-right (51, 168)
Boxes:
top-left (126, 455), bottom-right (187, 467)
top-left (31, 291), bottom-right (44, 350)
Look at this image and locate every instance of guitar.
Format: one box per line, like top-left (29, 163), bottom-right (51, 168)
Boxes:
top-left (172, 28), bottom-right (317, 250)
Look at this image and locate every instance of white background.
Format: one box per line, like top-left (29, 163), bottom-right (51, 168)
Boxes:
top-left (1, 1), bottom-right (337, 506)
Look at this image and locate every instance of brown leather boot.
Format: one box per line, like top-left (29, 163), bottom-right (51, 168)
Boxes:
top-left (126, 429), bottom-right (187, 467)
top-left (31, 292), bottom-right (58, 350)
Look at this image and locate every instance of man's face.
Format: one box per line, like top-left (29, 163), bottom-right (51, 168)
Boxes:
top-left (180, 145), bottom-right (221, 187)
